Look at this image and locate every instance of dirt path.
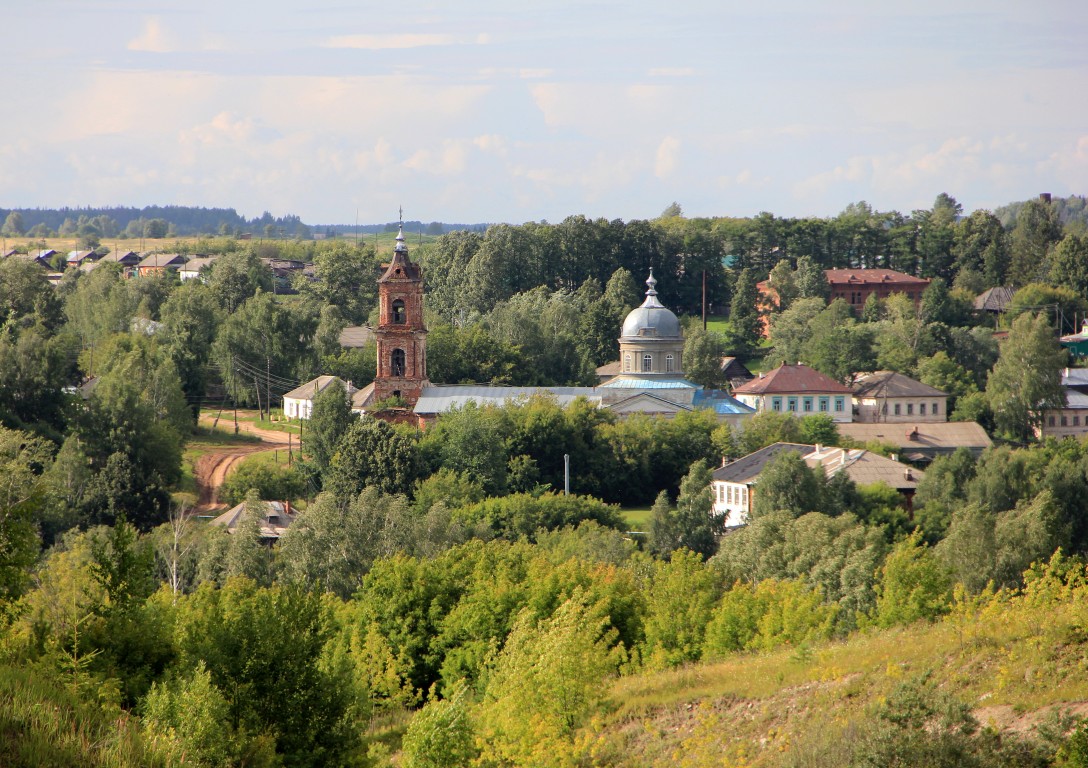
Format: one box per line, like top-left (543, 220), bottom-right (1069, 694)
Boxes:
top-left (192, 414), bottom-right (300, 514)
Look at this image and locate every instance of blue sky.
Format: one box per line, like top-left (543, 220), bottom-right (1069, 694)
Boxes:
top-left (4, 1), bottom-right (1086, 224)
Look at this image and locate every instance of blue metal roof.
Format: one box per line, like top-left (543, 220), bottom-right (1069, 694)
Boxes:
top-left (598, 377), bottom-right (699, 390)
top-left (693, 390), bottom-right (757, 415)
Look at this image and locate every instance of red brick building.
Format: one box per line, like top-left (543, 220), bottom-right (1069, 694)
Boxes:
top-left (824, 269), bottom-right (930, 312)
top-left (758, 268), bottom-right (930, 316)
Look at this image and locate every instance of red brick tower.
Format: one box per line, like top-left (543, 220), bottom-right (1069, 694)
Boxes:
top-left (373, 219), bottom-right (428, 405)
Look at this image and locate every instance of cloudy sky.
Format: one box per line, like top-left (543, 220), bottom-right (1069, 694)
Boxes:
top-left (4, 1), bottom-right (1086, 225)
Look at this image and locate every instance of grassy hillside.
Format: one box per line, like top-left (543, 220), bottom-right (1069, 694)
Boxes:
top-left (586, 569), bottom-right (1088, 766)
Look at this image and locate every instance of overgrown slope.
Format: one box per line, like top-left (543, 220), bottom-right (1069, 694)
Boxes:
top-left (586, 563), bottom-right (1088, 766)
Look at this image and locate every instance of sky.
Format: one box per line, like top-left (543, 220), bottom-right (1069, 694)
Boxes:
top-left (3, 0), bottom-right (1087, 225)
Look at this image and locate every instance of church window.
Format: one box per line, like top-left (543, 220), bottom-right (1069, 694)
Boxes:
top-left (391, 299), bottom-right (405, 324)
top-left (666, 354), bottom-right (674, 372)
top-left (623, 353), bottom-right (631, 372)
top-left (391, 348), bottom-right (406, 377)
top-left (643, 354), bottom-right (652, 373)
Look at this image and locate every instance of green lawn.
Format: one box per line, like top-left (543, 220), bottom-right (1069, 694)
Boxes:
top-left (705, 315), bottom-right (730, 335)
top-left (621, 507), bottom-right (653, 531)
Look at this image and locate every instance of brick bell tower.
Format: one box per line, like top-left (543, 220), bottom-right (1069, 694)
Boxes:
top-left (373, 215), bottom-right (429, 406)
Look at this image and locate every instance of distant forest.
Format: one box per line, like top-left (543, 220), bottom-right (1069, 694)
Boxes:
top-left (0, 204), bottom-right (488, 239)
top-left (3, 196), bottom-right (1087, 241)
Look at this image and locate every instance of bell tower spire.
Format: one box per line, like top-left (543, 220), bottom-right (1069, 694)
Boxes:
top-left (372, 209), bottom-right (428, 407)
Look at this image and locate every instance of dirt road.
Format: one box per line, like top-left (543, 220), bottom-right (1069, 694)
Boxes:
top-left (192, 414), bottom-right (300, 513)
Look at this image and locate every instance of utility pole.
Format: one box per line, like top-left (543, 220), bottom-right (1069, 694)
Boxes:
top-left (702, 269), bottom-right (707, 330)
top-left (564, 454), bottom-right (570, 496)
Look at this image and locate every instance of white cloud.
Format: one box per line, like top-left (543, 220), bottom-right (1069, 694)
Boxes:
top-left (403, 140), bottom-right (469, 175)
top-left (324, 33), bottom-right (459, 50)
top-left (474, 134), bottom-right (509, 156)
top-left (655, 136), bottom-right (680, 178)
top-left (127, 17), bottom-right (176, 53)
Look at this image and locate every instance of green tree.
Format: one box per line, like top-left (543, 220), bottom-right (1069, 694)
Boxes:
top-left (766, 296), bottom-right (825, 368)
top-left (642, 548), bottom-right (722, 668)
top-left (0, 427), bottom-right (52, 602)
top-left (794, 255), bottom-right (830, 300)
top-left (871, 532), bottom-right (952, 628)
top-left (766, 259), bottom-right (798, 311)
top-left (325, 418), bottom-right (421, 499)
top-left (2, 211), bottom-right (25, 236)
top-left (476, 593), bottom-right (621, 767)
top-left (682, 326), bottom-right (728, 389)
top-left (142, 661), bottom-right (258, 768)
top-left (803, 300), bottom-right (875, 384)
top-left (1009, 198), bottom-right (1063, 286)
top-left (1048, 233), bottom-right (1088, 295)
top-left (211, 291), bottom-right (316, 408)
top-left (221, 492), bottom-right (273, 585)
top-left (987, 312), bottom-right (1067, 441)
top-left (207, 250), bottom-right (272, 313)
top-left (277, 488), bottom-right (464, 599)
top-left (401, 680), bottom-right (478, 768)
top-left (173, 579), bottom-right (351, 766)
top-left (737, 411), bottom-right (804, 454)
top-left (649, 460), bottom-right (721, 558)
top-left (305, 380), bottom-right (355, 478)
top-left (158, 282), bottom-right (223, 423)
top-left (954, 209), bottom-right (1009, 286)
top-left (752, 451), bottom-right (823, 518)
top-left (724, 267), bottom-right (763, 359)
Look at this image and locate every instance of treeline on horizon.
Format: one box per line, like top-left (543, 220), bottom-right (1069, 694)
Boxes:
top-left (4, 192), bottom-right (1087, 244)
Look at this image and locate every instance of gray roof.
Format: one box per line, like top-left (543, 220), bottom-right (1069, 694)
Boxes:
top-left (137, 253), bottom-right (188, 268)
top-left (339, 326), bottom-right (375, 348)
top-left (806, 446), bottom-right (923, 490)
top-left (414, 385), bottom-right (601, 414)
top-left (838, 421), bottom-right (992, 452)
top-left (1060, 389), bottom-right (1088, 409)
top-left (283, 375), bottom-right (357, 401)
top-left (975, 286), bottom-right (1015, 312)
top-left (853, 371), bottom-right (947, 399)
top-left (209, 500), bottom-right (297, 539)
top-left (712, 443), bottom-right (817, 484)
top-left (179, 256), bottom-right (218, 273)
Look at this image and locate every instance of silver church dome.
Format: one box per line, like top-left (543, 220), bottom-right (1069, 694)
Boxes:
top-left (620, 270), bottom-right (682, 339)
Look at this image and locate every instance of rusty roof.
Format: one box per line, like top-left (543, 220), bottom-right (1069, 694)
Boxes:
top-left (823, 269), bottom-right (929, 286)
top-left (732, 364), bottom-right (852, 395)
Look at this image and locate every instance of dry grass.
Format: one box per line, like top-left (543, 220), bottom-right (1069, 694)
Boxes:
top-left (592, 589), bottom-right (1088, 766)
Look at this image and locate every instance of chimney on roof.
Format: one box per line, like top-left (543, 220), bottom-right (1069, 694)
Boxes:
top-left (904, 469), bottom-right (913, 481)
top-left (721, 456), bottom-right (727, 468)
top-left (908, 426), bottom-right (919, 440)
